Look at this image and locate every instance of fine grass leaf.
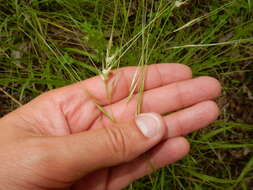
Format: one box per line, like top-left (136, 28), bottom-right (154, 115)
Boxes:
top-left (201, 121), bottom-right (253, 140)
top-left (234, 156), bottom-right (253, 186)
top-left (183, 168), bottom-right (237, 184)
top-left (200, 143), bottom-right (253, 150)
top-left (173, 1), bottom-right (235, 33)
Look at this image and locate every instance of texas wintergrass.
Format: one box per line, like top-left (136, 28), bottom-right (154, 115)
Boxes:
top-left (0, 0), bottom-right (253, 189)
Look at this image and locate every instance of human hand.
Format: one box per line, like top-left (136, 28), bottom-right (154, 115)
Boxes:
top-left (0, 64), bottom-right (221, 190)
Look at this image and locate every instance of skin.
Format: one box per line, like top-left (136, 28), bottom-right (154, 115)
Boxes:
top-left (0, 64), bottom-right (221, 190)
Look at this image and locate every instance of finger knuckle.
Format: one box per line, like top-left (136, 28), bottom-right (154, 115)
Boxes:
top-left (104, 127), bottom-right (130, 163)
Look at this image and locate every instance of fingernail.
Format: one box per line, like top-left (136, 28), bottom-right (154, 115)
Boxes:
top-left (135, 113), bottom-right (162, 138)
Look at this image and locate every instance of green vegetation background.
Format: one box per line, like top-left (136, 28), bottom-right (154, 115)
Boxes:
top-left (0, 0), bottom-right (253, 189)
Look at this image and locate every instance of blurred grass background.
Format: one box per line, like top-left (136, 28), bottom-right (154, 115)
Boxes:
top-left (0, 0), bottom-right (253, 189)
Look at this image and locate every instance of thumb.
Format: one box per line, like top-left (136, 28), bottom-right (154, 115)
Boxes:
top-left (50, 113), bottom-right (166, 180)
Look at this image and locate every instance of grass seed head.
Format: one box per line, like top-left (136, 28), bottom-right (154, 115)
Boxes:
top-left (175, 1), bottom-right (189, 8)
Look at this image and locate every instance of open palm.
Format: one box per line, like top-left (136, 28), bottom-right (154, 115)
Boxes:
top-left (1, 64), bottom-right (221, 189)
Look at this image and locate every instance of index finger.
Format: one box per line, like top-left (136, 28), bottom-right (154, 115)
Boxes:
top-left (54, 63), bottom-right (192, 106)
